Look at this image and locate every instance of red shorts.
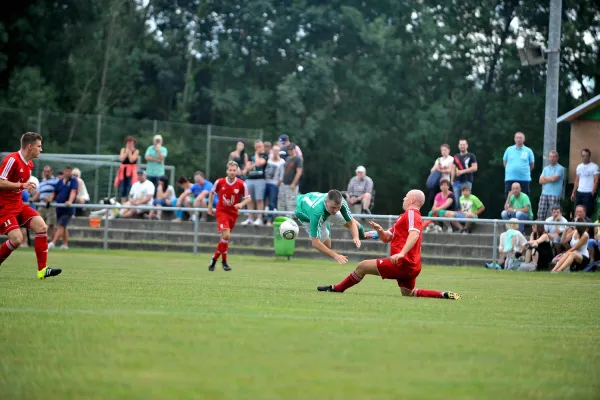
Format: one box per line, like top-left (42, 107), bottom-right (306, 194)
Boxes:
top-left (0, 205), bottom-right (40, 235)
top-left (216, 212), bottom-right (238, 232)
top-left (376, 257), bottom-right (421, 290)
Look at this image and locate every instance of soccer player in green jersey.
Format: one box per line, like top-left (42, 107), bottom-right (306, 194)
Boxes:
top-left (295, 190), bottom-right (366, 264)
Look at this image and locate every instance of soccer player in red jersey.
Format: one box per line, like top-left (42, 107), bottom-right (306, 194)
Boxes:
top-left (207, 161), bottom-right (252, 271)
top-left (0, 132), bottom-right (62, 279)
top-left (318, 189), bottom-right (460, 299)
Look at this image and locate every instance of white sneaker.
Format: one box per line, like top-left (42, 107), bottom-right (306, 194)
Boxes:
top-left (434, 225), bottom-right (443, 233)
top-left (253, 218), bottom-right (263, 226)
top-left (241, 218), bottom-right (253, 226)
top-left (60, 245), bottom-right (69, 250)
top-left (191, 213), bottom-right (198, 222)
top-left (446, 226), bottom-right (453, 233)
top-left (48, 242), bottom-right (55, 249)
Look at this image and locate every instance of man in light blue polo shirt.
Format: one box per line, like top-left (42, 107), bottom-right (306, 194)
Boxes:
top-left (503, 131), bottom-right (534, 198)
top-left (144, 134), bottom-right (168, 196)
top-left (537, 150), bottom-right (564, 220)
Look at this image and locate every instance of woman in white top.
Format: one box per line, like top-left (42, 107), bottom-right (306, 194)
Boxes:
top-left (552, 220), bottom-right (590, 272)
top-left (430, 144), bottom-right (454, 182)
top-left (72, 168), bottom-right (90, 203)
top-left (149, 176), bottom-right (176, 220)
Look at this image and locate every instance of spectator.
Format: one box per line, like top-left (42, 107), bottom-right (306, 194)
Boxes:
top-left (503, 131), bottom-right (534, 198)
top-left (520, 222), bottom-right (554, 271)
top-left (191, 171), bottom-right (216, 222)
top-left (452, 139), bottom-right (478, 196)
top-left (32, 165), bottom-right (59, 238)
top-left (115, 136), bottom-right (138, 204)
top-left (242, 140), bottom-right (268, 225)
top-left (571, 148), bottom-right (599, 218)
top-left (149, 176), bottom-right (176, 220)
top-left (19, 190), bottom-right (35, 248)
top-left (488, 219), bottom-right (527, 269)
top-left (544, 205), bottom-right (568, 255)
top-left (48, 165), bottom-right (78, 250)
top-left (347, 166), bottom-right (374, 215)
top-left (443, 184), bottom-right (485, 233)
top-left (501, 182), bottom-right (533, 232)
top-left (264, 144), bottom-right (285, 226)
top-left (264, 141), bottom-right (272, 158)
top-left (229, 141), bottom-right (249, 178)
top-left (560, 204), bottom-right (593, 251)
top-left (424, 178), bottom-right (457, 233)
top-left (537, 150), bottom-right (565, 220)
top-left (144, 134), bottom-right (168, 195)
top-left (427, 144), bottom-right (454, 209)
top-left (552, 220), bottom-right (590, 272)
top-left (174, 172), bottom-right (215, 222)
top-left (119, 170), bottom-right (155, 219)
top-left (173, 176), bottom-right (193, 222)
top-left (589, 209), bottom-right (600, 264)
top-left (278, 134), bottom-right (303, 160)
top-left (277, 143), bottom-right (303, 212)
top-left (71, 168), bottom-right (90, 205)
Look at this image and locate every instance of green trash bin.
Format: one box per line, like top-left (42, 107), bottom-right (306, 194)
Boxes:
top-left (273, 216), bottom-right (296, 259)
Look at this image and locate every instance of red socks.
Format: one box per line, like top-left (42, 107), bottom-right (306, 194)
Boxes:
top-left (0, 240), bottom-right (17, 266)
top-left (333, 271), bottom-right (363, 292)
top-left (413, 288), bottom-right (443, 298)
top-left (34, 231), bottom-right (48, 271)
top-left (213, 239), bottom-right (230, 261)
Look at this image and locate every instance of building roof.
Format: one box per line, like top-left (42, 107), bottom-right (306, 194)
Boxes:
top-left (557, 94), bottom-right (600, 123)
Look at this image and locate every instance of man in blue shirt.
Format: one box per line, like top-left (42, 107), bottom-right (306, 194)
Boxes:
top-left (503, 131), bottom-right (535, 198)
top-left (174, 172), bottom-right (217, 222)
top-left (537, 150), bottom-right (565, 220)
top-left (32, 165), bottom-right (59, 237)
top-left (48, 165), bottom-right (78, 250)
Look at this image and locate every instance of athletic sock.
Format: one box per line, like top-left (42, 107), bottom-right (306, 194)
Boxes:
top-left (212, 242), bottom-right (221, 260)
top-left (413, 288), bottom-right (443, 298)
top-left (0, 240), bottom-right (18, 266)
top-left (221, 239), bottom-right (229, 262)
top-left (333, 271), bottom-right (363, 292)
top-left (34, 231), bottom-right (48, 271)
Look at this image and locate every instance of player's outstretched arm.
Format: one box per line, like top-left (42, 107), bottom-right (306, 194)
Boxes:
top-left (311, 238), bottom-right (348, 264)
top-left (368, 220), bottom-right (392, 243)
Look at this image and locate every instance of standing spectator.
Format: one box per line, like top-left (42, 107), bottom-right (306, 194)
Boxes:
top-left (537, 150), bottom-right (565, 220)
top-left (501, 182), bottom-right (533, 232)
top-left (277, 143), bottom-right (303, 212)
top-left (571, 148), bottom-right (599, 218)
top-left (71, 168), bottom-right (90, 205)
top-left (264, 144), bottom-right (285, 226)
top-left (144, 134), bottom-right (168, 194)
top-left (264, 141), bottom-right (272, 158)
top-left (544, 205), bottom-right (568, 254)
top-left (443, 185), bottom-right (485, 233)
top-left (427, 144), bottom-right (454, 209)
top-left (229, 141), bottom-right (249, 178)
top-left (279, 134), bottom-right (303, 160)
top-left (149, 176), bottom-right (176, 220)
top-left (115, 136), bottom-right (139, 204)
top-left (503, 132), bottom-right (534, 197)
top-left (48, 165), bottom-right (78, 250)
top-left (242, 140), bottom-right (268, 225)
top-left (33, 165), bottom-right (59, 239)
top-left (346, 166), bottom-right (374, 215)
top-left (119, 170), bottom-right (155, 219)
top-left (452, 139), bottom-right (478, 196)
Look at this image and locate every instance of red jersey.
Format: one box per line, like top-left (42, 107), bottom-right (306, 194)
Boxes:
top-left (388, 208), bottom-right (423, 266)
top-left (211, 177), bottom-right (249, 215)
top-left (0, 151), bottom-right (34, 212)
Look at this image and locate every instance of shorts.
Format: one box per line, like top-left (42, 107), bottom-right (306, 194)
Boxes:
top-left (376, 257), bottom-right (421, 290)
top-left (57, 213), bottom-right (73, 227)
top-left (246, 179), bottom-right (266, 201)
top-left (38, 206), bottom-right (57, 226)
top-left (300, 211), bottom-right (348, 242)
top-left (572, 255), bottom-right (590, 271)
top-left (0, 205), bottom-right (40, 235)
top-left (216, 212), bottom-right (238, 232)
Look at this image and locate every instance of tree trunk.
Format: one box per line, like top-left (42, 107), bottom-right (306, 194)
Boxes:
top-left (95, 1), bottom-right (119, 114)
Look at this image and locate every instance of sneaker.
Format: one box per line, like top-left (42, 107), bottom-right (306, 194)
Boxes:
top-left (37, 266), bottom-right (62, 280)
top-left (59, 245), bottom-right (69, 250)
top-left (48, 242), bottom-right (55, 249)
top-left (266, 221), bottom-right (273, 227)
top-left (424, 225), bottom-right (433, 233)
top-left (442, 291), bottom-right (461, 300)
top-left (253, 218), bottom-right (263, 226)
top-left (172, 218), bottom-right (182, 223)
top-left (445, 226), bottom-right (453, 233)
top-left (191, 214), bottom-right (198, 222)
top-left (208, 258), bottom-right (217, 272)
top-left (222, 261), bottom-right (232, 271)
top-left (317, 285), bottom-right (336, 292)
top-left (433, 225), bottom-right (443, 233)
top-left (365, 230), bottom-right (379, 240)
top-left (241, 218), bottom-right (253, 226)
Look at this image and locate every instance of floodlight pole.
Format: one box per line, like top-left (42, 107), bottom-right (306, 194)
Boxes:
top-left (542, 0), bottom-right (562, 167)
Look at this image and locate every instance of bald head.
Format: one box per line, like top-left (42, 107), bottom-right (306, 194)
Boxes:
top-left (403, 189), bottom-right (425, 211)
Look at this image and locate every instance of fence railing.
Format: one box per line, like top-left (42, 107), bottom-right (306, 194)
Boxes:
top-left (25, 202), bottom-right (600, 267)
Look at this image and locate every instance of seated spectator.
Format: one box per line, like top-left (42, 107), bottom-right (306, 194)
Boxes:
top-left (560, 204), bottom-right (593, 251)
top-left (174, 172), bottom-right (216, 222)
top-left (33, 165), bottom-right (59, 238)
top-left (552, 220), bottom-right (590, 272)
top-left (501, 182), bottom-right (532, 232)
top-left (588, 209), bottom-right (600, 263)
top-left (544, 205), bottom-right (568, 255)
top-left (347, 166), bottom-right (374, 215)
top-left (148, 176), bottom-right (176, 220)
top-left (229, 141), bottom-right (248, 178)
top-left (264, 144), bottom-right (285, 226)
top-left (424, 178), bottom-right (456, 233)
top-left (72, 168), bottom-right (90, 204)
top-left (488, 219), bottom-right (527, 269)
top-left (119, 170), bottom-right (155, 219)
top-left (443, 184), bottom-right (485, 233)
top-left (519, 222), bottom-right (554, 271)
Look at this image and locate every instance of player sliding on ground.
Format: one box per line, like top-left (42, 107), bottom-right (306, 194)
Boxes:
top-left (207, 161), bottom-right (252, 271)
top-left (0, 132), bottom-right (62, 279)
top-left (317, 189), bottom-right (461, 299)
top-left (295, 190), bottom-right (370, 264)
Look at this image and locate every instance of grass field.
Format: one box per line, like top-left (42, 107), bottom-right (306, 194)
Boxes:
top-left (1, 249), bottom-right (599, 400)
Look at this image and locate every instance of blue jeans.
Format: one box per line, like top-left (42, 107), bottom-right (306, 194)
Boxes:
top-left (452, 181), bottom-right (472, 197)
top-left (501, 210), bottom-right (531, 232)
top-left (172, 198), bottom-right (185, 219)
top-left (121, 176), bottom-right (132, 199)
top-left (265, 183), bottom-right (279, 222)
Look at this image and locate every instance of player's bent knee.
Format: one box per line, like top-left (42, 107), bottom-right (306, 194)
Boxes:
top-left (30, 216), bottom-right (47, 233)
top-left (222, 230), bottom-right (231, 240)
top-left (7, 229), bottom-right (24, 246)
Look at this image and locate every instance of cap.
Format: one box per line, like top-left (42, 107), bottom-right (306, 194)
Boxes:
top-left (279, 134), bottom-right (289, 143)
top-left (153, 134), bottom-right (163, 142)
top-left (355, 166), bottom-right (366, 173)
top-left (137, 169), bottom-right (147, 175)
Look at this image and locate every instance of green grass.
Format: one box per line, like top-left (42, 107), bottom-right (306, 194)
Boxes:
top-left (1, 249), bottom-right (599, 400)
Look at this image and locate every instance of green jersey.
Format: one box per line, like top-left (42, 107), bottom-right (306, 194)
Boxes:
top-left (295, 192), bottom-right (353, 239)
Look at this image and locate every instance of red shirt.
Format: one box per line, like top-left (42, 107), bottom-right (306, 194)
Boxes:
top-left (388, 208), bottom-right (423, 266)
top-left (210, 177), bottom-right (249, 215)
top-left (0, 151), bottom-right (34, 212)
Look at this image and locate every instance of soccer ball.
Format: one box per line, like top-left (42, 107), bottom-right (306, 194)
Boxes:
top-left (279, 219), bottom-right (299, 240)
